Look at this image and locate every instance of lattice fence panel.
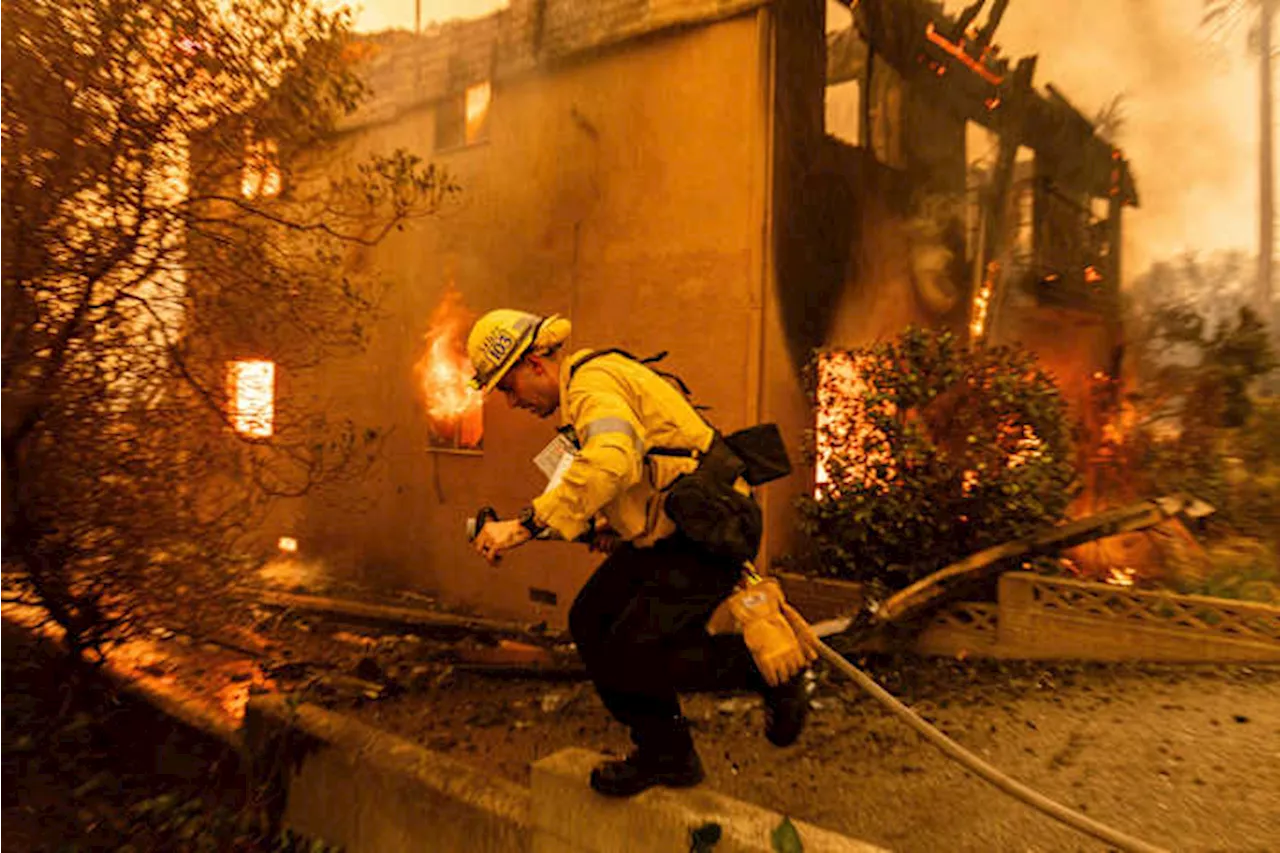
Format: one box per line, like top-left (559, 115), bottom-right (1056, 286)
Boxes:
top-left (929, 602), bottom-right (999, 636)
top-left (1026, 577), bottom-right (1280, 644)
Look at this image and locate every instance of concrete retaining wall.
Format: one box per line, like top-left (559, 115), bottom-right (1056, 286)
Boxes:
top-left (531, 748), bottom-right (885, 853)
top-left (245, 695), bottom-right (883, 853)
top-left (245, 695), bottom-right (531, 852)
top-left (917, 573), bottom-right (1280, 662)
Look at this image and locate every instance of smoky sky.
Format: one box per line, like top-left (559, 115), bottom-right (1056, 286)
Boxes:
top-left (344, 0), bottom-right (504, 31)
top-left (971, 0), bottom-right (1262, 282)
top-left (354, 0), bottom-right (1267, 284)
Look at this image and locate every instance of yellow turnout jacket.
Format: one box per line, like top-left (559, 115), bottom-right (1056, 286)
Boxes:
top-left (530, 349), bottom-right (714, 547)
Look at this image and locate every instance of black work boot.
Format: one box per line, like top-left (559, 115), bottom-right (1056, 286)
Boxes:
top-left (589, 747), bottom-right (705, 797)
top-left (763, 671), bottom-right (809, 747)
top-left (589, 717), bottom-right (704, 797)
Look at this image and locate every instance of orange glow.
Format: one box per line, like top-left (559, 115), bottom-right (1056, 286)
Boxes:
top-left (925, 22), bottom-right (1005, 86)
top-left (1001, 420), bottom-right (1044, 468)
top-left (969, 261), bottom-right (998, 340)
top-left (1105, 566), bottom-right (1136, 587)
top-left (464, 81), bottom-right (491, 145)
top-left (174, 36), bottom-right (206, 56)
top-left (815, 352), bottom-right (897, 497)
top-left (277, 536), bottom-right (299, 553)
top-left (241, 136), bottom-right (281, 199)
top-left (228, 360), bottom-right (275, 437)
top-left (414, 285), bottom-right (483, 449)
top-left (1084, 265), bottom-right (1103, 284)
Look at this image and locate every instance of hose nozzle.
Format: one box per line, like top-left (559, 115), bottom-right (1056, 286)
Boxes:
top-left (466, 506), bottom-right (499, 542)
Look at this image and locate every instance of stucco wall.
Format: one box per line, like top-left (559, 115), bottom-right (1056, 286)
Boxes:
top-left (272, 13), bottom-right (771, 625)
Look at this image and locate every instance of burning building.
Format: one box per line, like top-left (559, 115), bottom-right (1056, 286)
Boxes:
top-left (231, 0), bottom-right (1137, 624)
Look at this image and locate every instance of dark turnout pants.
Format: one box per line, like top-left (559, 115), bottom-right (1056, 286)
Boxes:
top-left (568, 533), bottom-right (765, 757)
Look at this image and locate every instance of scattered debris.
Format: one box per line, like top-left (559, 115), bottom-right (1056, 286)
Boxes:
top-left (716, 697), bottom-right (759, 715)
top-left (241, 587), bottom-right (540, 639)
top-left (849, 494), bottom-right (1215, 643)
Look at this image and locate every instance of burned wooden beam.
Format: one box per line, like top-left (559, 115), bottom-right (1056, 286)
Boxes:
top-left (241, 588), bottom-right (547, 641)
top-left (871, 493), bottom-right (1210, 628)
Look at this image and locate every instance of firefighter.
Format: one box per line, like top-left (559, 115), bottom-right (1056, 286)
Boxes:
top-left (466, 308), bottom-right (811, 797)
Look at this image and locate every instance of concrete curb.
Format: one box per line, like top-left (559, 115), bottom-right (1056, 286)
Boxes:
top-left (110, 665), bottom-right (244, 749)
top-left (531, 748), bottom-right (888, 853)
top-left (244, 695), bottom-right (888, 852)
top-left (246, 694), bottom-right (532, 852)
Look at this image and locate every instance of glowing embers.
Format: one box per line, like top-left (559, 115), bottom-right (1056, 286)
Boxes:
top-left (1105, 566), bottom-right (1137, 587)
top-left (277, 536), bottom-right (299, 554)
top-left (227, 359), bottom-right (275, 437)
top-left (814, 351), bottom-right (897, 497)
top-left (241, 136), bottom-right (281, 200)
top-left (1002, 419), bottom-right (1045, 469)
top-left (415, 286), bottom-right (483, 451)
top-left (969, 260), bottom-right (999, 341)
top-left (923, 22), bottom-right (1006, 86)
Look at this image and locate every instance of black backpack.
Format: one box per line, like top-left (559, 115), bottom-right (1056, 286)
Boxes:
top-left (568, 349), bottom-right (791, 563)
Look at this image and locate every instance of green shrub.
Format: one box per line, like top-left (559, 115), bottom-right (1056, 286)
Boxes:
top-left (796, 327), bottom-right (1077, 592)
top-left (1171, 538), bottom-right (1280, 604)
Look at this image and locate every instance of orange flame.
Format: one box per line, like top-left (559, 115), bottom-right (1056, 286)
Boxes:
top-left (815, 352), bottom-right (897, 497)
top-left (465, 82), bottom-right (491, 145)
top-left (969, 261), bottom-right (998, 341)
top-left (414, 285), bottom-right (483, 449)
top-left (924, 22), bottom-right (1006, 86)
top-left (1105, 566), bottom-right (1136, 587)
top-left (228, 360), bottom-right (274, 437)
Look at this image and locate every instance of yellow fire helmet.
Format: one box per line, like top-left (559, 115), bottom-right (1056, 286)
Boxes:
top-left (466, 309), bottom-right (571, 394)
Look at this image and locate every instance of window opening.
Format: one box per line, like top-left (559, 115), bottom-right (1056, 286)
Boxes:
top-left (241, 135), bottom-right (282, 199)
top-left (228, 359), bottom-right (275, 437)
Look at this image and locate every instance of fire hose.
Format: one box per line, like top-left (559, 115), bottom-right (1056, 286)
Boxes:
top-left (811, 638), bottom-right (1168, 853)
top-left (467, 507), bottom-right (1169, 853)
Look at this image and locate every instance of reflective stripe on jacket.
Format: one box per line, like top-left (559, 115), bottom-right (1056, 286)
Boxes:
top-left (530, 349), bottom-right (714, 547)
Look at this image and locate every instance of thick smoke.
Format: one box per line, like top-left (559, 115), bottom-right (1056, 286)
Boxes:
top-left (358, 0), bottom-right (1262, 285)
top-left (347, 0), bottom-right (506, 32)
top-left (948, 0), bottom-right (1261, 282)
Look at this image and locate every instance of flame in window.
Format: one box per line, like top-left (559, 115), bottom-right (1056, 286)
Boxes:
top-left (415, 286), bottom-right (483, 450)
top-left (241, 137), bottom-right (281, 199)
top-left (464, 82), bottom-right (491, 145)
top-left (228, 360), bottom-right (275, 437)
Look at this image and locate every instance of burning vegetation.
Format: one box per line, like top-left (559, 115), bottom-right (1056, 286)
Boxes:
top-left (801, 327), bottom-right (1076, 590)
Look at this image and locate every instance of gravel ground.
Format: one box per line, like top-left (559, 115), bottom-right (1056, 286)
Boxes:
top-left (339, 654), bottom-right (1280, 852)
top-left (12, 590), bottom-right (1277, 853)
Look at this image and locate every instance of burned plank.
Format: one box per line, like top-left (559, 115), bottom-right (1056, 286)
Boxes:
top-left (872, 493), bottom-right (1208, 627)
top-left (240, 588), bottom-right (545, 640)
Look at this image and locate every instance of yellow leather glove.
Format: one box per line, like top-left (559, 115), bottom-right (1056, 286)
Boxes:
top-left (726, 578), bottom-right (816, 687)
top-left (779, 600), bottom-right (822, 661)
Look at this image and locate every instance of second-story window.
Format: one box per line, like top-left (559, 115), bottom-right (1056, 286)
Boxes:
top-left (435, 80), bottom-right (491, 151)
top-left (241, 135), bottom-right (282, 200)
top-left (464, 81), bottom-right (491, 144)
top-left (227, 359), bottom-right (275, 438)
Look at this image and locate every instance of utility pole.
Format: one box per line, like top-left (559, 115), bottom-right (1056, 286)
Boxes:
top-left (1260, 0), bottom-right (1274, 325)
top-left (416, 0), bottom-right (421, 33)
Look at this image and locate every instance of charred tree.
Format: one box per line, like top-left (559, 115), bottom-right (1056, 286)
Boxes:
top-left (2, 0), bottom-right (454, 657)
